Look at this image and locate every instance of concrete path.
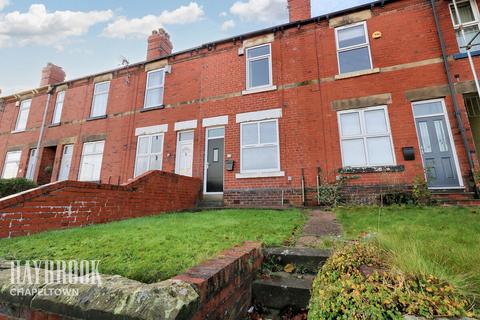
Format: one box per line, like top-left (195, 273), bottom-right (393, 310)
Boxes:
top-left (297, 210), bottom-right (342, 248)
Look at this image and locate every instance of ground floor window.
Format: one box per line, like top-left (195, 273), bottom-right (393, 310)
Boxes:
top-left (240, 119), bottom-right (280, 172)
top-left (78, 141), bottom-right (105, 181)
top-left (2, 151), bottom-right (21, 179)
top-left (25, 148), bottom-right (37, 180)
top-left (338, 106), bottom-right (395, 167)
top-left (134, 134), bottom-right (164, 177)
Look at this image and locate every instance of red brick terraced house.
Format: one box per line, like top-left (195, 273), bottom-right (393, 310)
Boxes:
top-left (1, 0), bottom-right (480, 207)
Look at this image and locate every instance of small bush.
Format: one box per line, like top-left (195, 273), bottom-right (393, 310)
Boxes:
top-left (309, 242), bottom-right (474, 319)
top-left (0, 178), bottom-right (37, 198)
top-left (412, 175), bottom-right (432, 205)
top-left (380, 192), bottom-right (415, 206)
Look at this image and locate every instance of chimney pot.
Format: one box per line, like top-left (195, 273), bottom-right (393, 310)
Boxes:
top-left (288, 0), bottom-right (311, 22)
top-left (147, 28), bottom-right (173, 61)
top-left (40, 63), bottom-right (66, 87)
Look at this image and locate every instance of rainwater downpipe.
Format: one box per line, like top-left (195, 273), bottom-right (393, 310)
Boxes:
top-left (430, 0), bottom-right (477, 192)
top-left (32, 86), bottom-right (53, 181)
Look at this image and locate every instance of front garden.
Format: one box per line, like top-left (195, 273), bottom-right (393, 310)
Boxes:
top-left (0, 209), bottom-right (304, 283)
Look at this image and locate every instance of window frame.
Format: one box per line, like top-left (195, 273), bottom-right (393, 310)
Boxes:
top-left (144, 68), bottom-right (166, 109)
top-left (240, 119), bottom-right (281, 173)
top-left (335, 21), bottom-right (373, 75)
top-left (2, 150), bottom-right (22, 179)
top-left (78, 140), bottom-right (105, 182)
top-left (134, 133), bottom-right (165, 177)
top-left (448, 0), bottom-right (480, 51)
top-left (52, 91), bottom-right (65, 124)
top-left (14, 99), bottom-right (32, 132)
top-left (90, 81), bottom-right (110, 118)
top-left (337, 105), bottom-right (396, 168)
top-left (245, 43), bottom-right (273, 91)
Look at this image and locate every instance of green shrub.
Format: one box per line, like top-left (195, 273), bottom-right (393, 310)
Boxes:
top-left (309, 242), bottom-right (474, 319)
top-left (380, 192), bottom-right (415, 206)
top-left (0, 178), bottom-right (37, 198)
top-left (412, 175), bottom-right (432, 205)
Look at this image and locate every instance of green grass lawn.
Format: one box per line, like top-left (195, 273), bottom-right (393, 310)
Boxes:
top-left (0, 209), bottom-right (304, 283)
top-left (336, 206), bottom-right (480, 300)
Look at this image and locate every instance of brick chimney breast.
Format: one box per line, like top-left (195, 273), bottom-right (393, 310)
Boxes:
top-left (288, 0), bottom-right (311, 22)
top-left (147, 28), bottom-right (173, 61)
top-left (40, 63), bottom-right (66, 87)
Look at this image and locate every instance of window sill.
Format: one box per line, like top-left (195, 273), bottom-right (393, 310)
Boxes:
top-left (235, 171), bottom-right (285, 179)
top-left (339, 165), bottom-right (405, 174)
top-left (334, 68), bottom-right (380, 80)
top-left (86, 115), bottom-right (107, 122)
top-left (11, 129), bottom-right (25, 134)
top-left (242, 85), bottom-right (277, 95)
top-left (140, 105), bottom-right (165, 113)
top-left (452, 50), bottom-right (480, 60)
top-left (48, 123), bottom-right (61, 128)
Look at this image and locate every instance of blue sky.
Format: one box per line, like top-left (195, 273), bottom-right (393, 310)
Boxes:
top-left (0, 0), bottom-right (372, 96)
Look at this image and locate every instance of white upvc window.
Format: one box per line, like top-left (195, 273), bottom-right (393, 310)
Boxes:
top-left (2, 151), bottom-right (21, 179)
top-left (246, 44), bottom-right (273, 90)
top-left (449, 0), bottom-right (480, 52)
top-left (335, 21), bottom-right (373, 74)
top-left (90, 81), bottom-right (110, 117)
top-left (25, 148), bottom-right (37, 180)
top-left (240, 119), bottom-right (280, 173)
top-left (78, 141), bottom-right (105, 181)
top-left (15, 99), bottom-right (31, 132)
top-left (52, 91), bottom-right (65, 124)
top-left (134, 133), bottom-right (164, 177)
top-left (338, 106), bottom-right (396, 167)
top-left (144, 69), bottom-right (165, 108)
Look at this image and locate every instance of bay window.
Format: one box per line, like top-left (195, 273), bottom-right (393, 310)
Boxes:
top-left (338, 106), bottom-right (395, 167)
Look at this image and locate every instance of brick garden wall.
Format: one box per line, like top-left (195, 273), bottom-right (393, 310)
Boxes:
top-left (0, 170), bottom-right (201, 238)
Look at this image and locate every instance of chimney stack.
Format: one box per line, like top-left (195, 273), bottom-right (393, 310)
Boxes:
top-left (288, 0), bottom-right (311, 22)
top-left (40, 63), bottom-right (66, 87)
top-left (147, 29), bottom-right (173, 61)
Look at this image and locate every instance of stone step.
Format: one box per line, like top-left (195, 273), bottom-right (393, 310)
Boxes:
top-left (252, 273), bottom-right (314, 311)
top-left (264, 247), bottom-right (330, 274)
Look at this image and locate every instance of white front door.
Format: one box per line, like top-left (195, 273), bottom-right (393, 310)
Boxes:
top-left (58, 144), bottom-right (73, 181)
top-left (25, 148), bottom-right (37, 180)
top-left (175, 131), bottom-right (194, 177)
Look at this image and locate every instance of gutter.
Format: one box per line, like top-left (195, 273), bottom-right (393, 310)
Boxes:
top-left (430, 0), bottom-right (477, 192)
top-left (0, 0), bottom-right (398, 100)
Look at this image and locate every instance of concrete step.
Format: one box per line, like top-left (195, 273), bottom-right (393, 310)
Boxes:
top-left (252, 273), bottom-right (314, 311)
top-left (264, 246), bottom-right (330, 274)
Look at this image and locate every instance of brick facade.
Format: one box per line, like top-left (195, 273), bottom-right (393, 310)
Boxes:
top-left (0, 171), bottom-right (201, 238)
top-left (0, 0), bottom-right (479, 207)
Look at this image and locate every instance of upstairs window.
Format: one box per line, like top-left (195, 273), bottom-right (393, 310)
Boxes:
top-left (240, 120), bottom-right (280, 172)
top-left (2, 151), bottom-right (21, 179)
top-left (134, 134), bottom-right (164, 177)
top-left (449, 0), bottom-right (480, 52)
top-left (90, 81), bottom-right (110, 118)
top-left (335, 22), bottom-right (372, 74)
top-left (52, 91), bottom-right (65, 124)
top-left (144, 69), bottom-right (165, 108)
top-left (15, 99), bottom-right (31, 132)
top-left (78, 141), bottom-right (105, 181)
top-left (246, 44), bottom-right (273, 90)
top-left (338, 106), bottom-right (395, 167)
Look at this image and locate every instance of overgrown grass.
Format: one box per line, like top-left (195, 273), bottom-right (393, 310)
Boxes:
top-left (0, 209), bottom-right (305, 283)
top-left (336, 206), bottom-right (480, 301)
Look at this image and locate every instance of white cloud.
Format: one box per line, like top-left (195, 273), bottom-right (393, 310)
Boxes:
top-left (230, 0), bottom-right (288, 23)
top-left (0, 0), bottom-right (9, 11)
top-left (103, 2), bottom-right (204, 39)
top-left (219, 11), bottom-right (227, 17)
top-left (0, 4), bottom-right (113, 48)
top-left (221, 20), bottom-right (235, 31)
